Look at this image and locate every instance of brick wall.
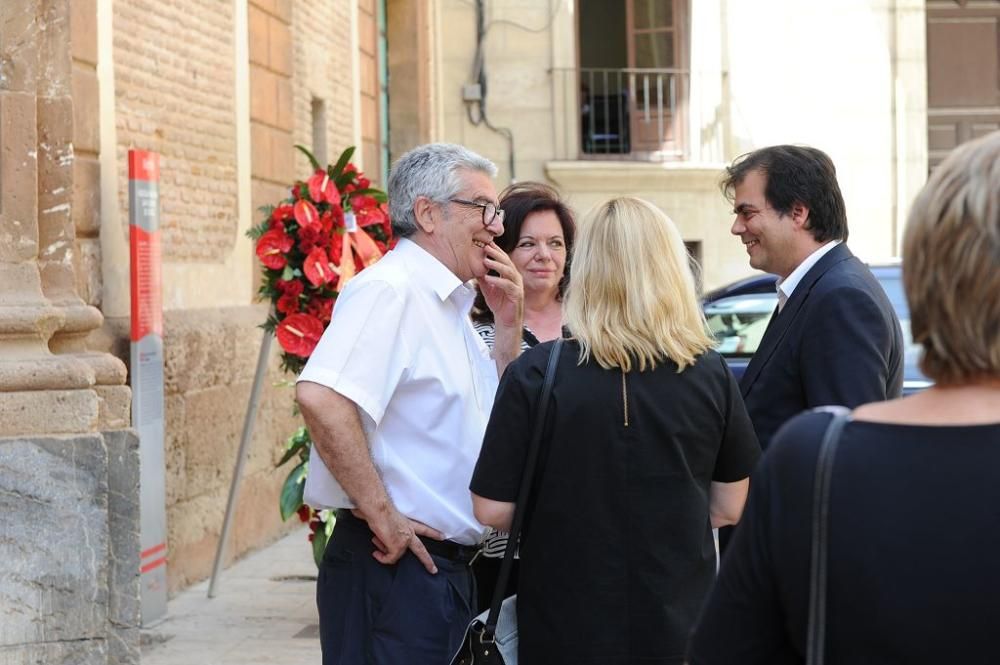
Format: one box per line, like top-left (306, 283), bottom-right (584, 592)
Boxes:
top-left (358, 0), bottom-right (383, 179)
top-left (113, 0), bottom-right (238, 263)
top-left (102, 0), bottom-right (362, 593)
top-left (291, 0), bottom-right (355, 175)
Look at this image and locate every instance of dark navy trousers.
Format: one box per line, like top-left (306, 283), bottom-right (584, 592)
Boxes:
top-left (317, 513), bottom-right (477, 665)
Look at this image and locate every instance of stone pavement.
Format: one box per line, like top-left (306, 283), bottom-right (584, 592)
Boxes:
top-left (141, 528), bottom-right (321, 665)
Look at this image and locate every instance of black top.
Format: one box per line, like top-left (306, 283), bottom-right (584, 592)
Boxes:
top-left (741, 243), bottom-right (904, 450)
top-left (471, 340), bottom-right (760, 664)
top-left (689, 411), bottom-right (1000, 665)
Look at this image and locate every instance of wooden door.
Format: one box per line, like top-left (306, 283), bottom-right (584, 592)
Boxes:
top-left (926, 1), bottom-right (1000, 170)
top-left (625, 0), bottom-right (686, 156)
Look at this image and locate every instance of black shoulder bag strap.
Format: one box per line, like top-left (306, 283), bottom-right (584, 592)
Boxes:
top-left (806, 408), bottom-right (852, 665)
top-left (483, 337), bottom-right (564, 641)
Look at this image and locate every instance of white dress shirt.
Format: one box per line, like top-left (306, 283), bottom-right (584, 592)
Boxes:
top-left (297, 238), bottom-right (498, 545)
top-left (775, 240), bottom-right (841, 311)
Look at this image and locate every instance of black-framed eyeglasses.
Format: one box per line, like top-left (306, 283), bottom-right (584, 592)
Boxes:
top-left (449, 198), bottom-right (505, 228)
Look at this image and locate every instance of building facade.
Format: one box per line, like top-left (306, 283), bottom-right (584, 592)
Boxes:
top-left (3, 1), bottom-right (998, 659)
top-left (2, 1), bottom-right (400, 659)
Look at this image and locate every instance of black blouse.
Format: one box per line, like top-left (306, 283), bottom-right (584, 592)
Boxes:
top-left (472, 339), bottom-right (760, 664)
top-left (689, 411), bottom-right (1000, 665)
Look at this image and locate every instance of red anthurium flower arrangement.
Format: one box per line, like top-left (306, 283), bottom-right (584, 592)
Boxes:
top-left (248, 145), bottom-right (394, 375)
top-left (247, 145), bottom-right (394, 566)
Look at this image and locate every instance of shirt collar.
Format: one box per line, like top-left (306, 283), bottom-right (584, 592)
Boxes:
top-left (776, 240), bottom-right (841, 300)
top-left (394, 237), bottom-right (471, 303)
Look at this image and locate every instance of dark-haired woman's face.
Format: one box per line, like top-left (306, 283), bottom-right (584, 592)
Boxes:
top-left (511, 210), bottom-right (567, 299)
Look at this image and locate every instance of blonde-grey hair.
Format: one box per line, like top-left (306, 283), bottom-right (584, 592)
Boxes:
top-left (563, 197), bottom-right (714, 372)
top-left (902, 131), bottom-right (1000, 385)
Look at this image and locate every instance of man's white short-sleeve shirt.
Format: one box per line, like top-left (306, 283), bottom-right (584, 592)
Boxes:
top-left (297, 238), bottom-right (498, 545)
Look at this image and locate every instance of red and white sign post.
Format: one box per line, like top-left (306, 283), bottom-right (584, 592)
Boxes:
top-left (129, 150), bottom-right (167, 623)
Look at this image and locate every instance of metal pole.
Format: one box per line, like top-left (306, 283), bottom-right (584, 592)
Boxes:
top-left (207, 325), bottom-right (274, 598)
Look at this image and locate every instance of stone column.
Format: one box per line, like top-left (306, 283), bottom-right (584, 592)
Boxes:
top-left (0, 0), bottom-right (128, 435)
top-left (1, 2), bottom-right (139, 663)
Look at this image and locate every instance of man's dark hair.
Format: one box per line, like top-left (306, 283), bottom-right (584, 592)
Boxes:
top-left (472, 182), bottom-right (576, 324)
top-left (722, 145), bottom-right (849, 242)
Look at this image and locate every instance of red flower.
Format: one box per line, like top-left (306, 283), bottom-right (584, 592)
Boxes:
top-left (294, 199), bottom-right (320, 230)
top-left (277, 291), bottom-right (302, 314)
top-left (308, 170), bottom-right (341, 207)
top-left (297, 224), bottom-right (322, 254)
top-left (297, 505), bottom-right (312, 523)
top-left (307, 296), bottom-right (334, 323)
top-left (255, 228), bottom-right (293, 270)
top-left (276, 279), bottom-right (302, 295)
top-left (351, 194), bottom-right (378, 213)
top-left (304, 247), bottom-right (338, 287)
top-left (272, 203), bottom-right (295, 222)
top-left (276, 313), bottom-right (324, 357)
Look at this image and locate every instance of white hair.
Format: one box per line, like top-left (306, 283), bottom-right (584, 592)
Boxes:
top-left (387, 143), bottom-right (497, 238)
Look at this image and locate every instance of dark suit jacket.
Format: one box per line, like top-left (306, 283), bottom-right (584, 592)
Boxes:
top-left (740, 243), bottom-right (904, 450)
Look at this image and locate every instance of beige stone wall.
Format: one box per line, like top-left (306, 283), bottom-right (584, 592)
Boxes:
top-left (545, 163), bottom-right (750, 291)
top-left (437, 0), bottom-right (557, 185)
top-left (162, 306), bottom-right (300, 592)
top-left (722, 0), bottom-right (927, 260)
top-left (71, 0), bottom-right (103, 309)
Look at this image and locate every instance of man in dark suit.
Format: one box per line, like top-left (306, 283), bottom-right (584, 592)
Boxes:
top-left (726, 145), bottom-right (904, 451)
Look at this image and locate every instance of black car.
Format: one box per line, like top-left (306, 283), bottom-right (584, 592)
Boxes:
top-left (702, 263), bottom-right (932, 395)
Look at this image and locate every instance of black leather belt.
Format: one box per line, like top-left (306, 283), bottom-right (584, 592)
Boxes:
top-left (418, 536), bottom-right (482, 565)
top-left (336, 509), bottom-right (481, 564)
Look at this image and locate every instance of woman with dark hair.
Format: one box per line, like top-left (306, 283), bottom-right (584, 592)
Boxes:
top-left (688, 132), bottom-right (1000, 664)
top-left (470, 181), bottom-right (576, 610)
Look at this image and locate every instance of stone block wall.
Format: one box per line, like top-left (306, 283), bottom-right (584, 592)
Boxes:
top-left (160, 305), bottom-right (301, 593)
top-left (0, 430), bottom-right (140, 665)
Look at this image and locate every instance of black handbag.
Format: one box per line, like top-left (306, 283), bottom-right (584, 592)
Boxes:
top-left (806, 407), bottom-right (851, 665)
top-left (452, 338), bottom-right (564, 665)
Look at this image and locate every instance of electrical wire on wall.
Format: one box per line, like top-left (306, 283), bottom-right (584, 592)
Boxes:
top-left (466, 0), bottom-right (516, 181)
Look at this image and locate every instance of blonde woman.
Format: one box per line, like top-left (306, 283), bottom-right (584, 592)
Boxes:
top-left (470, 197), bottom-right (760, 665)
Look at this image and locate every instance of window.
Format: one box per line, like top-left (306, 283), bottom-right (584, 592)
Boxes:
top-left (577, 0), bottom-right (687, 159)
top-left (704, 294), bottom-right (776, 357)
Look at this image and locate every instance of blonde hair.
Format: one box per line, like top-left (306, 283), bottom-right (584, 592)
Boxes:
top-left (902, 131), bottom-right (1000, 386)
top-left (563, 197), bottom-right (714, 372)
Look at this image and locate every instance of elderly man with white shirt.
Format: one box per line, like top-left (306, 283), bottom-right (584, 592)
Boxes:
top-left (295, 143), bottom-right (523, 665)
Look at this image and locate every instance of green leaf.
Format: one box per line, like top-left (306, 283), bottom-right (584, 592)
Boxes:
top-left (329, 146), bottom-right (356, 180)
top-left (279, 461), bottom-right (308, 521)
top-left (246, 219), bottom-right (271, 240)
top-left (295, 144), bottom-right (321, 172)
top-left (276, 427), bottom-right (312, 467)
top-left (352, 188), bottom-right (389, 203)
top-left (281, 265), bottom-right (295, 281)
top-left (311, 524), bottom-right (330, 567)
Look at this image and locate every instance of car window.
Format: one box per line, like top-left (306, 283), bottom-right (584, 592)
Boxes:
top-left (704, 294), bottom-right (777, 356)
top-left (874, 273), bottom-right (924, 378)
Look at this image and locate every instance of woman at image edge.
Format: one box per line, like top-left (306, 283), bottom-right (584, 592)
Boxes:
top-left (688, 131), bottom-right (1000, 664)
top-left (470, 197), bottom-right (761, 664)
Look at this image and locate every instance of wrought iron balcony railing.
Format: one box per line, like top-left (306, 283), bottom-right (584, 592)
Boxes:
top-left (552, 67), bottom-right (689, 162)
